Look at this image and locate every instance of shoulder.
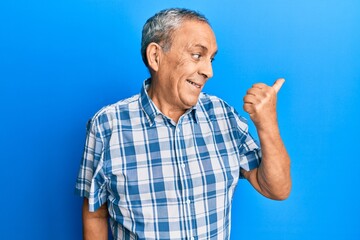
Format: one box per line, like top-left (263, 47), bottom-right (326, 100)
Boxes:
top-left (198, 92), bottom-right (249, 127)
top-left (87, 93), bottom-right (141, 131)
top-left (198, 92), bottom-right (240, 117)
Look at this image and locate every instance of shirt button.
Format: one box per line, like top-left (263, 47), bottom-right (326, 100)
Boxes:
top-left (190, 237), bottom-right (195, 240)
top-left (187, 199), bottom-right (191, 205)
top-left (177, 128), bottom-right (181, 133)
top-left (181, 163), bottom-right (186, 169)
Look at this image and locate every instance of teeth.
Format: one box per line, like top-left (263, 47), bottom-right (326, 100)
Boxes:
top-left (187, 80), bottom-right (201, 88)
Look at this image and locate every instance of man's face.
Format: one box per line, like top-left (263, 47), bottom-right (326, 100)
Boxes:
top-left (155, 20), bottom-right (218, 111)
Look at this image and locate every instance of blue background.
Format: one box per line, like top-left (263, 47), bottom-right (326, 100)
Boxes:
top-left (1, 0), bottom-right (359, 239)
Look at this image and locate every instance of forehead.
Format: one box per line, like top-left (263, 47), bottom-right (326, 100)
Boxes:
top-left (171, 20), bottom-right (217, 53)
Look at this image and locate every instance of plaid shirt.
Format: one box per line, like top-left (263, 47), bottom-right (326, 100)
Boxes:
top-left (75, 79), bottom-right (261, 240)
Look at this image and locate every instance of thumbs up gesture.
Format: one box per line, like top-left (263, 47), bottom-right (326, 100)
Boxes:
top-left (243, 78), bottom-right (285, 130)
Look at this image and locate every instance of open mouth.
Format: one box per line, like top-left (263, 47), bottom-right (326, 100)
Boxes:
top-left (186, 80), bottom-right (201, 88)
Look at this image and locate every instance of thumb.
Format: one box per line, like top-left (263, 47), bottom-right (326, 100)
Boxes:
top-left (272, 78), bottom-right (285, 93)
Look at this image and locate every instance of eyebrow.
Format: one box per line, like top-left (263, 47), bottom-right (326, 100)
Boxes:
top-left (193, 44), bottom-right (218, 57)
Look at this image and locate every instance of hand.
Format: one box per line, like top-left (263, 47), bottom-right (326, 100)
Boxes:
top-left (243, 78), bottom-right (285, 131)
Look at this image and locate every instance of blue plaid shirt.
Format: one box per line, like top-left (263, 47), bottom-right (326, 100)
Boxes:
top-left (75, 79), bottom-right (261, 240)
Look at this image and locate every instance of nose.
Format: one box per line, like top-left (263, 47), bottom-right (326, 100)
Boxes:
top-left (199, 59), bottom-right (213, 79)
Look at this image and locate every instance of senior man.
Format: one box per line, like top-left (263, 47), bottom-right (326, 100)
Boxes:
top-left (75, 8), bottom-right (291, 240)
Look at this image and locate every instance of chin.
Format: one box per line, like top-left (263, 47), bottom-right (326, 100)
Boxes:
top-left (183, 96), bottom-right (199, 108)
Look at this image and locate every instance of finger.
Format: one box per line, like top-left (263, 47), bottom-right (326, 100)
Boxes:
top-left (243, 95), bottom-right (260, 104)
top-left (247, 88), bottom-right (265, 97)
top-left (252, 83), bottom-right (267, 89)
top-left (272, 78), bottom-right (285, 93)
top-left (243, 103), bottom-right (254, 114)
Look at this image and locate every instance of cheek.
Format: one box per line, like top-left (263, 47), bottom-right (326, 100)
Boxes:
top-left (174, 61), bottom-right (198, 78)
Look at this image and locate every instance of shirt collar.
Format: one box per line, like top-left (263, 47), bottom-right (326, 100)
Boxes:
top-left (139, 78), bottom-right (199, 125)
top-left (139, 79), bottom-right (161, 125)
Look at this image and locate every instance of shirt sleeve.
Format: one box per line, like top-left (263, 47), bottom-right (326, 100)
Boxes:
top-left (238, 130), bottom-right (262, 176)
top-left (75, 117), bottom-right (108, 212)
top-left (233, 110), bottom-right (262, 177)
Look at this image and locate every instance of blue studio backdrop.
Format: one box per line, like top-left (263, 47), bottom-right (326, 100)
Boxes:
top-left (1, 0), bottom-right (359, 239)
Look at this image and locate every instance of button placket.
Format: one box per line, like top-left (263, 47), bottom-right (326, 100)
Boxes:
top-left (179, 124), bottom-right (194, 239)
top-left (175, 123), bottom-right (191, 238)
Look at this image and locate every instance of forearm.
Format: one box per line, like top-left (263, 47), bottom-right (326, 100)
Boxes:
top-left (83, 217), bottom-right (108, 240)
top-left (256, 125), bottom-right (291, 200)
top-left (242, 78), bottom-right (291, 200)
top-left (82, 199), bottom-right (109, 240)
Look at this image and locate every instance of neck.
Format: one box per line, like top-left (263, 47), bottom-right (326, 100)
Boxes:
top-left (147, 82), bottom-right (186, 123)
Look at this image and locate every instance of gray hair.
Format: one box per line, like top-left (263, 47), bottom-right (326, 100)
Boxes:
top-left (141, 8), bottom-right (210, 67)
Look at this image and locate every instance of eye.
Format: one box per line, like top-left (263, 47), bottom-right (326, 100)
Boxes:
top-left (192, 53), bottom-right (201, 60)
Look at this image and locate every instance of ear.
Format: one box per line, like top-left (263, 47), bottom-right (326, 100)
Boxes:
top-left (146, 43), bottom-right (162, 72)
